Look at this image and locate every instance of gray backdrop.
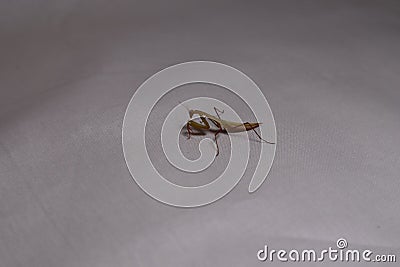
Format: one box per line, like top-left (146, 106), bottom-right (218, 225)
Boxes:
top-left (0, 1), bottom-right (399, 266)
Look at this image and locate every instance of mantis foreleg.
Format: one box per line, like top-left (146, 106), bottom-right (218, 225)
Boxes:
top-left (186, 116), bottom-right (210, 139)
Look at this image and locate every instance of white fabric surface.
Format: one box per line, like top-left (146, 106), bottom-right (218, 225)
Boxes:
top-left (0, 1), bottom-right (399, 266)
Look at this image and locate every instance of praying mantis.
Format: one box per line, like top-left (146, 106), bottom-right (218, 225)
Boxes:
top-left (184, 106), bottom-right (275, 156)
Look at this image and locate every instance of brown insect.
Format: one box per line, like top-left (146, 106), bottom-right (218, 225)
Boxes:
top-left (185, 106), bottom-right (275, 156)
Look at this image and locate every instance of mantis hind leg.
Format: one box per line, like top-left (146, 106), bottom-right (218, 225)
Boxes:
top-left (243, 122), bottom-right (275, 144)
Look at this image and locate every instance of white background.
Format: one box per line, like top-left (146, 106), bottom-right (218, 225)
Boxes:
top-left (0, 1), bottom-right (399, 266)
